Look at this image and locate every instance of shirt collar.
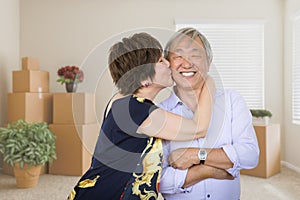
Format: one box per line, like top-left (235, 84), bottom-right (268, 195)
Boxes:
top-left (168, 89), bottom-right (184, 108)
top-left (161, 87), bottom-right (224, 111)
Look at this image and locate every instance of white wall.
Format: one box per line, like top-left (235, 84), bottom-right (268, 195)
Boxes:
top-left (284, 0), bottom-right (300, 170)
top-left (19, 0), bottom-right (290, 164)
top-left (0, 0), bottom-right (19, 125)
top-left (20, 0), bottom-right (284, 116)
top-left (0, 0), bottom-right (19, 167)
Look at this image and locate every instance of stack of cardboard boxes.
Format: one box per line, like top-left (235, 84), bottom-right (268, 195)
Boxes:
top-left (241, 124), bottom-right (281, 178)
top-left (3, 57), bottom-right (99, 176)
top-left (3, 57), bottom-right (52, 175)
top-left (49, 93), bottom-right (99, 176)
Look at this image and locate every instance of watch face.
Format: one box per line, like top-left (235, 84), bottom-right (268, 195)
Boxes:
top-left (200, 150), bottom-right (206, 156)
top-left (199, 149), bottom-right (207, 160)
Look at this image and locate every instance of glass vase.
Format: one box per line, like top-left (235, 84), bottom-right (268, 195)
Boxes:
top-left (65, 82), bottom-right (77, 93)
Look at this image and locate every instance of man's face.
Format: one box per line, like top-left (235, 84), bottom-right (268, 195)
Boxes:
top-left (168, 36), bottom-right (209, 90)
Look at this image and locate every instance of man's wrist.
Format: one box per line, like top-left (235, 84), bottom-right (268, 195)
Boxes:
top-left (197, 148), bottom-right (207, 164)
top-left (192, 148), bottom-right (201, 164)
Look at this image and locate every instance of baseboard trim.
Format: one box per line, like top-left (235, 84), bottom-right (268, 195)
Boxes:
top-left (281, 161), bottom-right (300, 173)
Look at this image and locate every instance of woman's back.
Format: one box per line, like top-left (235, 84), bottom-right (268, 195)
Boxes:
top-left (69, 95), bottom-right (163, 200)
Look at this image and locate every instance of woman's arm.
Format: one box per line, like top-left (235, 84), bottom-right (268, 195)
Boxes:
top-left (137, 77), bottom-right (215, 141)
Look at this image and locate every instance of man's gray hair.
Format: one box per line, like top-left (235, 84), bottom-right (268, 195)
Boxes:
top-left (164, 27), bottom-right (213, 65)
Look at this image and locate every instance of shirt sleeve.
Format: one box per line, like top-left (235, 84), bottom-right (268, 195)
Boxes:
top-left (160, 140), bottom-right (192, 194)
top-left (222, 90), bottom-right (260, 177)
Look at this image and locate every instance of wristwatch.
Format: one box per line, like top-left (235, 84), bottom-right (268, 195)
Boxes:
top-left (198, 149), bottom-right (207, 164)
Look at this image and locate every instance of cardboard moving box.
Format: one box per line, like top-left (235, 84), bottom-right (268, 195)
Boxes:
top-left (22, 57), bottom-right (40, 70)
top-left (13, 70), bottom-right (49, 93)
top-left (53, 93), bottom-right (97, 124)
top-left (7, 93), bottom-right (53, 123)
top-left (241, 124), bottom-right (281, 178)
top-left (49, 123), bottom-right (100, 176)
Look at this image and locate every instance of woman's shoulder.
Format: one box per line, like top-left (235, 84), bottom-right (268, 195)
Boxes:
top-left (111, 95), bottom-right (156, 113)
top-left (113, 95), bottom-right (154, 105)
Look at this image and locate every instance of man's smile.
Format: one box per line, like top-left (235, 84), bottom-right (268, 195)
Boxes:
top-left (180, 71), bottom-right (196, 77)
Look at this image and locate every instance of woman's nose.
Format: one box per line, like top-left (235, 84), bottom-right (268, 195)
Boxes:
top-left (163, 57), bottom-right (170, 67)
top-left (166, 59), bottom-right (170, 68)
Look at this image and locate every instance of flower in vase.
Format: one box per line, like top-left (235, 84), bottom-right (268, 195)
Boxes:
top-left (57, 65), bottom-right (84, 84)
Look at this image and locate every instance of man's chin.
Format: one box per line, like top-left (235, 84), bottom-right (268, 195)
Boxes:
top-left (175, 84), bottom-right (196, 91)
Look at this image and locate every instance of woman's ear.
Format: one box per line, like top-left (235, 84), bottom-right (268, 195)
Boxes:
top-left (141, 80), bottom-right (152, 87)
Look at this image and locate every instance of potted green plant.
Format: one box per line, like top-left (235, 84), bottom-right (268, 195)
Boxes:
top-left (0, 120), bottom-right (57, 188)
top-left (250, 109), bottom-right (273, 125)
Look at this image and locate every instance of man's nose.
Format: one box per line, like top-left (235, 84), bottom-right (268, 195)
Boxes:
top-left (181, 57), bottom-right (192, 68)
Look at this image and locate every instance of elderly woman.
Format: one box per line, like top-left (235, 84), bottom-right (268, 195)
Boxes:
top-left (68, 32), bottom-right (214, 200)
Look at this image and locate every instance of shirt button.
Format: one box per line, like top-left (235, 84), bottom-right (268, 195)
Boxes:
top-left (178, 102), bottom-right (183, 105)
top-left (207, 194), bottom-right (210, 198)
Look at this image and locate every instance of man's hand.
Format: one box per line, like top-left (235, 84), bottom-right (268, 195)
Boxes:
top-left (182, 164), bottom-right (234, 188)
top-left (210, 166), bottom-right (235, 180)
top-left (168, 148), bottom-right (199, 170)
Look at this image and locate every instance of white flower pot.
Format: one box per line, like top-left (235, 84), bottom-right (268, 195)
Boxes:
top-left (252, 116), bottom-right (269, 126)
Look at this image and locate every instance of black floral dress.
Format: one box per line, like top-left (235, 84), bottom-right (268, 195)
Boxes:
top-left (68, 95), bottom-right (163, 200)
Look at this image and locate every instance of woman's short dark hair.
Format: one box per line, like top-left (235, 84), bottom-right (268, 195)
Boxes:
top-left (108, 32), bottom-right (163, 95)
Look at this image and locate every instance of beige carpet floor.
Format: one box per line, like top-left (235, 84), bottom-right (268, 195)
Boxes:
top-left (0, 166), bottom-right (299, 200)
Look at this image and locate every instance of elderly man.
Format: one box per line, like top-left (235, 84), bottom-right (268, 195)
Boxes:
top-left (159, 27), bottom-right (259, 200)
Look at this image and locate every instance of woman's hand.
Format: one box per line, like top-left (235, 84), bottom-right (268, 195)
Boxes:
top-left (203, 75), bottom-right (216, 100)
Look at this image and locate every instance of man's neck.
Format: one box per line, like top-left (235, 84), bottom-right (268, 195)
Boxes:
top-left (174, 86), bottom-right (202, 113)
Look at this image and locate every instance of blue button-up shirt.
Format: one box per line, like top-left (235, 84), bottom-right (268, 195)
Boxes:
top-left (159, 89), bottom-right (259, 200)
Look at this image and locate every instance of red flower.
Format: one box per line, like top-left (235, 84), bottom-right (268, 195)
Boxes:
top-left (64, 71), bottom-right (75, 80)
top-left (77, 71), bottom-right (84, 82)
top-left (56, 65), bottom-right (84, 84)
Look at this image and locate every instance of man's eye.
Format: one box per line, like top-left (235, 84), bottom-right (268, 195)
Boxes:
top-left (191, 55), bottom-right (202, 58)
top-left (174, 55), bottom-right (182, 59)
